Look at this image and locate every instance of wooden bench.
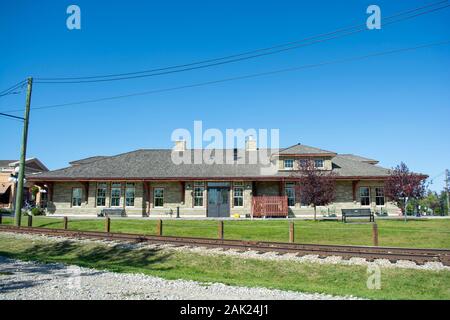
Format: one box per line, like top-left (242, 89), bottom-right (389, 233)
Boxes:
top-left (98, 208), bottom-right (126, 217)
top-left (341, 208), bottom-right (374, 223)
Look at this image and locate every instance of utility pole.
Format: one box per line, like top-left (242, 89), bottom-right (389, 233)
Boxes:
top-left (446, 169), bottom-right (450, 216)
top-left (14, 77), bottom-right (33, 227)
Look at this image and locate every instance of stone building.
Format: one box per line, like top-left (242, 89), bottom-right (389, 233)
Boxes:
top-left (29, 142), bottom-right (403, 217)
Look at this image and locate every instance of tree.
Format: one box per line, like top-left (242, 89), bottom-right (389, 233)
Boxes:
top-left (439, 191), bottom-right (449, 216)
top-left (294, 160), bottom-right (336, 221)
top-left (419, 191), bottom-right (441, 215)
top-left (384, 162), bottom-right (427, 217)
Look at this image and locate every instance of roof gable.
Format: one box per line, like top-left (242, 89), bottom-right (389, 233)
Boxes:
top-left (6, 158), bottom-right (49, 172)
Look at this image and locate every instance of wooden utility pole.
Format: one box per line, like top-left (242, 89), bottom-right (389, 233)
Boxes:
top-left (14, 77), bottom-right (33, 227)
top-left (446, 169), bottom-right (450, 215)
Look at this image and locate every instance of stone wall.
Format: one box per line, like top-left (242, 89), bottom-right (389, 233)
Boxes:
top-left (288, 180), bottom-right (399, 216)
top-left (49, 181), bottom-right (145, 216)
top-left (47, 179), bottom-right (400, 217)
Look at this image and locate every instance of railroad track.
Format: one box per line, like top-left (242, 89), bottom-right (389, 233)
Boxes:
top-left (1, 224), bottom-right (449, 266)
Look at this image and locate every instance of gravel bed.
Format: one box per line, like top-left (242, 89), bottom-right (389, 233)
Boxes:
top-left (0, 256), bottom-right (359, 300)
top-left (1, 231), bottom-right (449, 272)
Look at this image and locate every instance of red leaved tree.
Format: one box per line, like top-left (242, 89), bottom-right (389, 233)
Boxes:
top-left (293, 160), bottom-right (336, 221)
top-left (384, 162), bottom-right (427, 216)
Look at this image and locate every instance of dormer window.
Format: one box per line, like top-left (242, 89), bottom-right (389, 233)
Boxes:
top-left (314, 159), bottom-right (324, 168)
top-left (284, 159), bottom-right (294, 169)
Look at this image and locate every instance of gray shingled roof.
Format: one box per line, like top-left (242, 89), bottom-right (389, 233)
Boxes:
top-left (278, 144), bottom-right (337, 155)
top-left (339, 154), bottom-right (379, 164)
top-left (0, 160), bottom-right (16, 168)
top-left (30, 148), bottom-right (392, 180)
top-left (69, 156), bottom-right (108, 166)
top-left (331, 155), bottom-right (390, 177)
top-left (31, 150), bottom-right (267, 179)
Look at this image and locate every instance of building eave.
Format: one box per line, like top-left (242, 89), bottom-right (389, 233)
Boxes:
top-left (28, 175), bottom-right (394, 182)
top-left (274, 153), bottom-right (337, 157)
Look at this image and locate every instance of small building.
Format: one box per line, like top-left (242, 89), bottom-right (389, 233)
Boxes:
top-left (0, 158), bottom-right (49, 209)
top-left (28, 141), bottom-right (402, 218)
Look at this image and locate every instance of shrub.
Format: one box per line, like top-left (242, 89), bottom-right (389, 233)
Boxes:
top-left (31, 207), bottom-right (44, 216)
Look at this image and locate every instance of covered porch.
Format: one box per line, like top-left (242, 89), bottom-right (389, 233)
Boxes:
top-left (251, 181), bottom-right (290, 218)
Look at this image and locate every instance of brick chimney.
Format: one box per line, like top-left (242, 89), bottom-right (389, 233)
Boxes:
top-left (174, 140), bottom-right (187, 152)
top-left (245, 136), bottom-right (257, 151)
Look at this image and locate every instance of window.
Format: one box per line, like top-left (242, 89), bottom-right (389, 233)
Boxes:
top-left (285, 183), bottom-right (296, 207)
top-left (314, 159), bottom-right (324, 168)
top-left (194, 182), bottom-right (204, 207)
top-left (284, 159), bottom-right (294, 169)
top-left (96, 183), bottom-right (107, 207)
top-left (360, 187), bottom-right (370, 206)
top-left (110, 182), bottom-right (121, 207)
top-left (71, 188), bottom-right (82, 207)
top-left (375, 187), bottom-right (385, 206)
top-left (125, 183), bottom-right (135, 207)
top-left (233, 184), bottom-right (244, 207)
top-left (154, 188), bottom-right (164, 207)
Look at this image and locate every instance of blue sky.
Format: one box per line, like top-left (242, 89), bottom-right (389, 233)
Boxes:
top-left (1, 0), bottom-right (449, 191)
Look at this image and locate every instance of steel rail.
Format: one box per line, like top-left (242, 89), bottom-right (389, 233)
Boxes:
top-left (0, 225), bottom-right (449, 266)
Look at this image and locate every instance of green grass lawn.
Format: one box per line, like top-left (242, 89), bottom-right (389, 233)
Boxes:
top-left (0, 233), bottom-right (449, 300)
top-left (2, 216), bottom-right (450, 248)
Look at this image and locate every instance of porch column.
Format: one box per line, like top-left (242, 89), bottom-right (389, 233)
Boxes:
top-left (9, 182), bottom-right (16, 209)
top-left (279, 180), bottom-right (285, 196)
top-left (252, 182), bottom-right (257, 196)
top-left (352, 180), bottom-right (359, 202)
top-left (83, 182), bottom-right (89, 204)
top-left (149, 183), bottom-right (153, 211)
top-left (47, 182), bottom-right (53, 202)
top-left (180, 182), bottom-right (185, 205)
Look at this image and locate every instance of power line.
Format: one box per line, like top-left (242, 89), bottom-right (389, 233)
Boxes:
top-left (429, 170), bottom-right (447, 184)
top-left (0, 90), bottom-right (23, 98)
top-left (34, 1), bottom-right (450, 84)
top-left (0, 86), bottom-right (26, 98)
top-left (0, 112), bottom-right (24, 121)
top-left (3, 40), bottom-right (449, 113)
top-left (0, 80), bottom-right (26, 96)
